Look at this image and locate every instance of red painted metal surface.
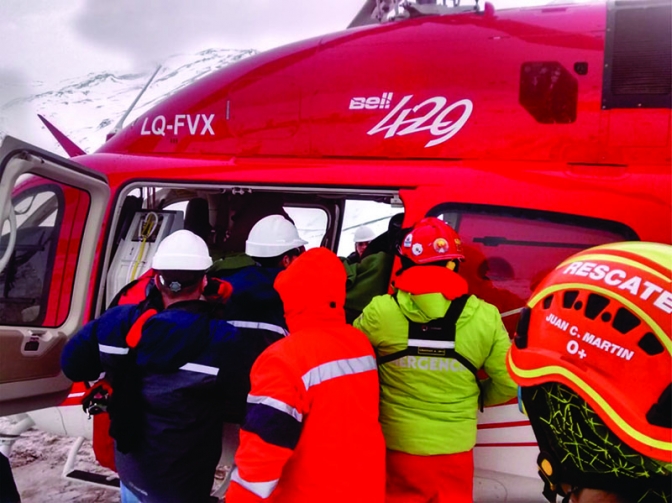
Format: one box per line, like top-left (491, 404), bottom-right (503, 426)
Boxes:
top-left (5, 2), bottom-right (670, 478)
top-left (46, 188), bottom-right (83, 327)
top-left (10, 179), bottom-right (87, 328)
top-left (96, 3), bottom-right (670, 167)
top-left (75, 152), bottom-right (671, 245)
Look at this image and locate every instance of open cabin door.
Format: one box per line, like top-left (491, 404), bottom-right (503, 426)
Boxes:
top-left (0, 137), bottom-right (110, 416)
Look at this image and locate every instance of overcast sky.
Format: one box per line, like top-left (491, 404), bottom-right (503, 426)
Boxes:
top-left (0, 0), bottom-right (367, 97)
top-left (0, 0), bottom-right (558, 148)
top-left (0, 0), bottom-right (558, 87)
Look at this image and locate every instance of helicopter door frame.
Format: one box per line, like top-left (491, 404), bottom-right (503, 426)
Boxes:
top-left (0, 136), bottom-right (110, 416)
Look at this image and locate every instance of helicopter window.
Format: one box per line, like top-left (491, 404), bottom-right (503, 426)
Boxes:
top-left (284, 206), bottom-right (328, 250)
top-left (428, 203), bottom-right (636, 336)
top-left (157, 200), bottom-right (329, 250)
top-left (163, 200), bottom-right (187, 218)
top-left (101, 187), bottom-right (399, 312)
top-left (0, 185), bottom-right (63, 325)
top-left (337, 200), bottom-right (401, 258)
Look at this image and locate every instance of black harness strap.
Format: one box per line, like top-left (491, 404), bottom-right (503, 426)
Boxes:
top-left (378, 294), bottom-right (484, 411)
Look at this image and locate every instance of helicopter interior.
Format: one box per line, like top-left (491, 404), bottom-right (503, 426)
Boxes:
top-left (101, 183), bottom-right (402, 311)
top-left (0, 174), bottom-right (641, 339)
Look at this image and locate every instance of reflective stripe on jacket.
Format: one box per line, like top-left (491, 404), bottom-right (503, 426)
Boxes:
top-left (215, 265), bottom-right (289, 423)
top-left (61, 301), bottom-right (250, 503)
top-left (354, 266), bottom-right (517, 456)
top-left (228, 248), bottom-right (386, 503)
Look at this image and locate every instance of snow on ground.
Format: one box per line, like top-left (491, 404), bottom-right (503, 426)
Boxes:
top-left (1, 416), bottom-right (119, 502)
top-left (1, 416), bottom-right (229, 503)
top-left (1, 415), bottom-right (545, 503)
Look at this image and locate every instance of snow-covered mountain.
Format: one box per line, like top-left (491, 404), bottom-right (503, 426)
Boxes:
top-left (0, 47), bottom-right (399, 256)
top-left (0, 48), bottom-right (256, 154)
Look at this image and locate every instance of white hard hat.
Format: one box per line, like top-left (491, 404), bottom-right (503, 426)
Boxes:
top-left (152, 230), bottom-right (213, 271)
top-left (354, 225), bottom-right (376, 243)
top-left (246, 215), bottom-right (308, 258)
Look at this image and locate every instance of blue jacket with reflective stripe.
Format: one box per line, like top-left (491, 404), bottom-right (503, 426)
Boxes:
top-left (228, 248), bottom-right (386, 503)
top-left (61, 300), bottom-right (249, 503)
top-left (215, 265), bottom-right (289, 423)
top-left (220, 265), bottom-right (286, 328)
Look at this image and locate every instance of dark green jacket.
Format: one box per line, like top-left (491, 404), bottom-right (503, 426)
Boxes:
top-left (342, 251), bottom-right (394, 323)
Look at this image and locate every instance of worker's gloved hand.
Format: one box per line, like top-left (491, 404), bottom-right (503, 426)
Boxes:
top-left (82, 379), bottom-right (114, 417)
top-left (204, 277), bottom-right (234, 303)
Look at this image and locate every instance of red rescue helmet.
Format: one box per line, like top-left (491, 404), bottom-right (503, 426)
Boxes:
top-left (508, 242), bottom-right (672, 463)
top-left (398, 217), bottom-right (465, 265)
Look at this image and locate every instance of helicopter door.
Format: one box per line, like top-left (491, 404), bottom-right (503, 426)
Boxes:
top-left (0, 137), bottom-right (110, 416)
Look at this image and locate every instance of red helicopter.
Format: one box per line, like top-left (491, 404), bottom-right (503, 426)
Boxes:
top-left (0, 0), bottom-right (670, 499)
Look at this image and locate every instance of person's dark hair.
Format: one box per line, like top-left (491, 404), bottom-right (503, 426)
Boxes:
top-left (253, 248), bottom-right (302, 268)
top-left (184, 198), bottom-right (213, 243)
top-left (222, 193), bottom-right (294, 253)
top-left (155, 270), bottom-right (205, 297)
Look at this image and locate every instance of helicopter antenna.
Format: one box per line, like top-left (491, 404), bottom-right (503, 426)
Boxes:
top-left (348, 0), bottom-right (379, 28)
top-left (106, 64), bottom-right (162, 141)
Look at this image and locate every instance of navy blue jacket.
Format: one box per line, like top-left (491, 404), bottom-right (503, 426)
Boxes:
top-left (221, 265), bottom-right (286, 329)
top-left (218, 265), bottom-right (288, 347)
top-left (61, 300), bottom-right (250, 503)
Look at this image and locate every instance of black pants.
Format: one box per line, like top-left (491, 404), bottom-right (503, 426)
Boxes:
top-left (0, 453), bottom-right (20, 503)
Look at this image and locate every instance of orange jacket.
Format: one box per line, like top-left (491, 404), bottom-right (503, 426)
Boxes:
top-left (227, 247), bottom-right (385, 503)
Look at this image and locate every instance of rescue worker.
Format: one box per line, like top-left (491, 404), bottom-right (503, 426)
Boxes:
top-left (214, 193), bottom-right (294, 263)
top-left (212, 214), bottom-right (307, 425)
top-left (227, 247), bottom-right (386, 503)
top-left (354, 217), bottom-right (517, 503)
top-left (346, 225), bottom-right (376, 264)
top-left (507, 242), bottom-right (671, 503)
top-left (342, 213), bottom-right (405, 323)
top-left (60, 230), bottom-right (251, 503)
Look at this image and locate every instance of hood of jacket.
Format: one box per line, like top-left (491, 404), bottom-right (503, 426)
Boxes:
top-left (133, 301), bottom-right (215, 371)
top-left (393, 265), bottom-right (469, 322)
top-left (274, 247), bottom-right (346, 332)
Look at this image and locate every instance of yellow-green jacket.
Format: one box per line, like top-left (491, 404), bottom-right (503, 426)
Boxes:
top-left (354, 267), bottom-right (517, 455)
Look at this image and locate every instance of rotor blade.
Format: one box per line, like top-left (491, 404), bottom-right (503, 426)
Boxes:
top-left (37, 115), bottom-right (86, 157)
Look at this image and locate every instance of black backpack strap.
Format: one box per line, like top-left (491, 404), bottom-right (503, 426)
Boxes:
top-left (377, 347), bottom-right (411, 365)
top-left (391, 291), bottom-right (399, 305)
top-left (453, 352), bottom-right (484, 412)
top-left (377, 294), bottom-right (485, 411)
top-left (376, 291), bottom-right (406, 364)
top-left (439, 294), bottom-right (470, 332)
top-left (404, 294), bottom-right (470, 348)
top-left (379, 294), bottom-right (471, 364)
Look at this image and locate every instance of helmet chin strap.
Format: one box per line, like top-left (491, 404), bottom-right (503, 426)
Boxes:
top-left (561, 487), bottom-right (581, 503)
top-left (537, 451), bottom-right (586, 503)
top-left (537, 450), bottom-right (572, 503)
